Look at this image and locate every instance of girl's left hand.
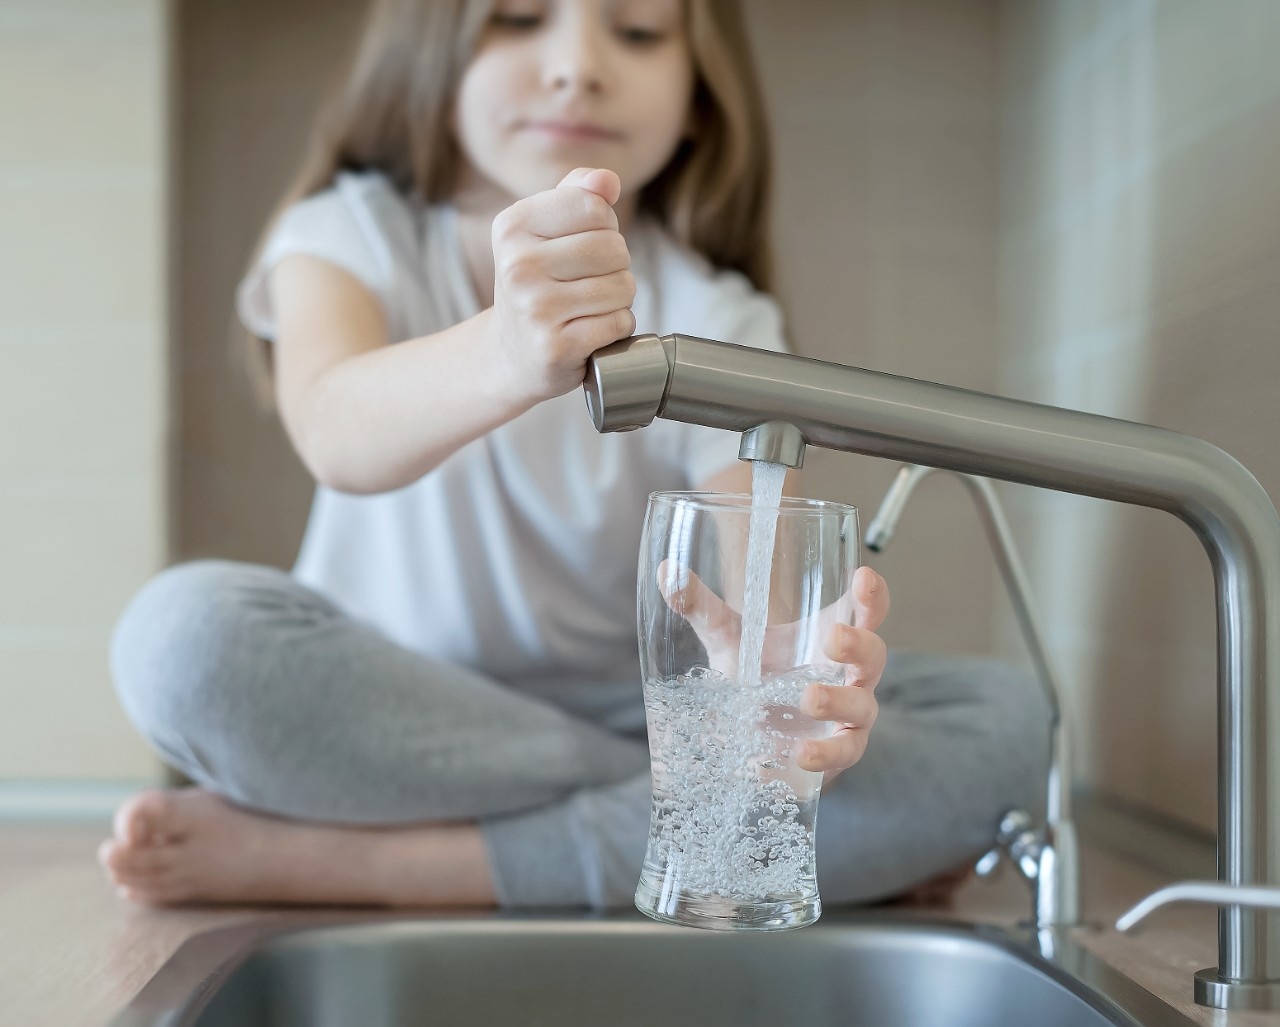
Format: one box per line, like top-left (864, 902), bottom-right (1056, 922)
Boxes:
top-left (799, 565), bottom-right (888, 785)
top-left (658, 564), bottom-right (890, 787)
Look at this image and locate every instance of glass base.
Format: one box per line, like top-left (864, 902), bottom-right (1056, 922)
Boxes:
top-left (634, 864), bottom-right (820, 932)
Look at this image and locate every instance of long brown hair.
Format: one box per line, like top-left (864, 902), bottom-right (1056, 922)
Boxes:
top-left (245, 0), bottom-right (774, 399)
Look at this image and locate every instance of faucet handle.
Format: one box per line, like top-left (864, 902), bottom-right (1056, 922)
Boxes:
top-left (1116, 880), bottom-right (1280, 932)
top-left (583, 334), bottom-right (670, 432)
top-left (975, 809), bottom-right (1037, 879)
top-left (974, 846), bottom-right (1002, 878)
top-left (996, 809), bottom-right (1035, 842)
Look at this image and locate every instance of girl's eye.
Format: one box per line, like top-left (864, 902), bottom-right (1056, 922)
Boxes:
top-left (618, 25), bottom-right (664, 46)
top-left (490, 13), bottom-right (543, 31)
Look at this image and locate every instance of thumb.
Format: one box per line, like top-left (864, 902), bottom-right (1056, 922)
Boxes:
top-left (557, 166), bottom-right (622, 207)
top-left (657, 560), bottom-right (739, 642)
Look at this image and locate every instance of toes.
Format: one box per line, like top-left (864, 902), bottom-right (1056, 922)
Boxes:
top-left (116, 879), bottom-right (188, 907)
top-left (113, 789), bottom-right (180, 846)
top-left (114, 881), bottom-right (167, 906)
top-left (102, 837), bottom-right (177, 883)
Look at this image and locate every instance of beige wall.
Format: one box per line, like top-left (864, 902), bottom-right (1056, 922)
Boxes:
top-left (997, 0), bottom-right (1280, 831)
top-left (174, 0), bottom-right (358, 568)
top-left (0, 0), bottom-right (169, 779)
top-left (751, 0), bottom-right (1003, 658)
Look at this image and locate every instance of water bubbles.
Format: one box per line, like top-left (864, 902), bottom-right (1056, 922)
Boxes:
top-left (642, 666), bottom-right (840, 901)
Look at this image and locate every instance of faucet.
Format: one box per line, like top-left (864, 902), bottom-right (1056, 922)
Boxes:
top-left (584, 332), bottom-right (1280, 1011)
top-left (863, 465), bottom-right (1079, 932)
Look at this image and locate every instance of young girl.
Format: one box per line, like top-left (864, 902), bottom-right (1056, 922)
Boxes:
top-left (100, 0), bottom-right (1049, 911)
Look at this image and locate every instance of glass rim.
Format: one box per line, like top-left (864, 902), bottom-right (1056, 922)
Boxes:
top-left (648, 490), bottom-right (858, 517)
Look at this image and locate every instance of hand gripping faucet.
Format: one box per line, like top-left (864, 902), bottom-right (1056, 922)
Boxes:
top-left (584, 333), bottom-right (1280, 1011)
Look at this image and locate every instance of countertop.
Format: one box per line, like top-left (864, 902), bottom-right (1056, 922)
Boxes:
top-left (0, 820), bottom-right (1274, 1026)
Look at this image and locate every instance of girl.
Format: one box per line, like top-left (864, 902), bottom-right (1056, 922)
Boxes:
top-left (99, 0), bottom-right (1048, 911)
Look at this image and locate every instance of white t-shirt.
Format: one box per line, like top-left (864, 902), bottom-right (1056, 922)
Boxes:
top-left (237, 170), bottom-right (789, 725)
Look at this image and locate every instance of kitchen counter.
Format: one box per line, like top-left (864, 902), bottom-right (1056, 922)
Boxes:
top-left (0, 820), bottom-right (1272, 1026)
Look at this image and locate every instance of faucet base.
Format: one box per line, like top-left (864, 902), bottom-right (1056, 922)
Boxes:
top-left (1195, 967), bottom-right (1280, 1010)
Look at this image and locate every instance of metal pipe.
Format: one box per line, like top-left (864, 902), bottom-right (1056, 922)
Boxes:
top-left (1118, 882), bottom-right (1280, 934)
top-left (865, 464), bottom-right (1077, 927)
top-left (584, 333), bottom-right (1280, 1008)
top-left (865, 467), bottom-right (1064, 768)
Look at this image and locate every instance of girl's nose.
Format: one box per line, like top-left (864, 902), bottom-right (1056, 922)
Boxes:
top-left (542, 18), bottom-right (607, 94)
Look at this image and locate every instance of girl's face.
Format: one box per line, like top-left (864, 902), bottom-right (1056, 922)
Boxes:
top-left (453, 0), bottom-right (694, 209)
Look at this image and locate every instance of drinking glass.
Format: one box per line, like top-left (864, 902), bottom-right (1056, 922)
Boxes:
top-left (634, 490), bottom-right (860, 931)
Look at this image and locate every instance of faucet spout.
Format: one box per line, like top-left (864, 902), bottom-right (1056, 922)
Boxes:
top-left (739, 421), bottom-right (807, 468)
top-left (585, 332), bottom-right (1280, 1009)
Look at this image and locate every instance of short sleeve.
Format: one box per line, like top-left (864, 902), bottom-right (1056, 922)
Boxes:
top-left (235, 176), bottom-right (394, 341)
top-left (679, 271), bottom-right (791, 489)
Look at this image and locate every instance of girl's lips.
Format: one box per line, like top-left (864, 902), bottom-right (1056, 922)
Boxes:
top-left (522, 120), bottom-right (622, 142)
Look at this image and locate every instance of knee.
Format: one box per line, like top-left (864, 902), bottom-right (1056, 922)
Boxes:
top-left (947, 655), bottom-right (1053, 819)
top-left (109, 560), bottom-right (292, 741)
top-left (885, 651), bottom-right (1052, 740)
top-left (947, 655), bottom-right (1051, 729)
top-left (816, 655), bottom-right (1056, 901)
top-left (882, 650), bottom-right (1054, 818)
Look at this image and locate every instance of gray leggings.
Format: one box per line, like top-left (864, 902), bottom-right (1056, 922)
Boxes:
top-left (109, 560), bottom-right (1051, 910)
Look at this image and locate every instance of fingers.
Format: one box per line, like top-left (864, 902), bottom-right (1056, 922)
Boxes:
top-left (798, 725), bottom-right (873, 777)
top-left (489, 167), bottom-right (635, 400)
top-left (560, 308), bottom-right (637, 352)
top-left (498, 168), bottom-right (621, 240)
top-left (821, 622), bottom-right (887, 691)
top-left (795, 656), bottom-right (882, 776)
top-left (534, 269), bottom-right (636, 324)
top-left (817, 563), bottom-right (889, 691)
top-left (798, 678), bottom-right (879, 727)
top-left (657, 559), bottom-right (740, 652)
top-left (540, 229), bottom-right (631, 281)
top-left (557, 166), bottom-right (622, 206)
top-left (795, 681), bottom-right (878, 776)
top-left (851, 565), bottom-right (889, 632)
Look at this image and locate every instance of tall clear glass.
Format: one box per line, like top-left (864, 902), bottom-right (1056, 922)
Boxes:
top-left (634, 491), bottom-right (860, 931)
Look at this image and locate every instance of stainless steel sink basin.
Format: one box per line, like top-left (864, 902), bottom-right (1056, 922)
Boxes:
top-left (110, 911), bottom-right (1195, 1026)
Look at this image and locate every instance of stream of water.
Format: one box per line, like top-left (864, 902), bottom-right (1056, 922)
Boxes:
top-left (736, 460), bottom-right (788, 687)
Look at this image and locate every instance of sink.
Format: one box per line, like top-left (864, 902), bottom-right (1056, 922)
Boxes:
top-left (109, 911), bottom-right (1195, 1026)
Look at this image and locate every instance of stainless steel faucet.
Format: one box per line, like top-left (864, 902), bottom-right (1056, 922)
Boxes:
top-left (584, 332), bottom-right (1280, 1011)
top-left (863, 465), bottom-right (1079, 932)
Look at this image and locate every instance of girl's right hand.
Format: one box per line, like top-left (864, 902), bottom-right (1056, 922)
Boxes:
top-left (489, 167), bottom-right (637, 405)
top-left (655, 560), bottom-right (890, 787)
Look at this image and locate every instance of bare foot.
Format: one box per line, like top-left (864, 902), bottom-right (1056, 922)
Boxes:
top-left (98, 788), bottom-right (495, 908)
